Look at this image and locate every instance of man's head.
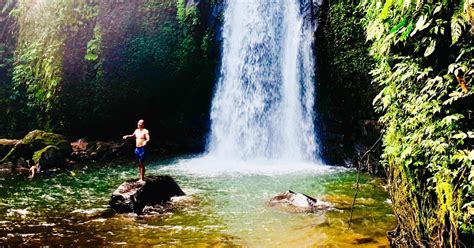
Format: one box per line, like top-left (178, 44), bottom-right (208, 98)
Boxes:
top-left (137, 119), bottom-right (145, 129)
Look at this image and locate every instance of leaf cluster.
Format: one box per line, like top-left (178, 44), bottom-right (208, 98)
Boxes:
top-left (361, 0), bottom-right (473, 245)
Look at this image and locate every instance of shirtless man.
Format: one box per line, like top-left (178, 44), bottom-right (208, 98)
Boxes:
top-left (123, 119), bottom-right (150, 181)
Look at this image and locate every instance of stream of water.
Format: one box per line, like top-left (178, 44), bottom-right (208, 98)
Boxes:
top-left (0, 158), bottom-right (395, 247)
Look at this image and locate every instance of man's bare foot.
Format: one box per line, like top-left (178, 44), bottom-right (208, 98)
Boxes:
top-left (138, 179), bottom-right (145, 183)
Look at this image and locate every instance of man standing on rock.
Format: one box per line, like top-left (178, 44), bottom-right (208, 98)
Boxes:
top-left (123, 119), bottom-right (150, 182)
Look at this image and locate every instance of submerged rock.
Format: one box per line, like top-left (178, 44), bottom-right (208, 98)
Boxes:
top-left (268, 190), bottom-right (336, 213)
top-left (109, 175), bottom-right (185, 214)
top-left (352, 237), bottom-right (376, 245)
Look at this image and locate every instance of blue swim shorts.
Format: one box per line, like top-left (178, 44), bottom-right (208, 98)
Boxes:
top-left (135, 147), bottom-right (145, 162)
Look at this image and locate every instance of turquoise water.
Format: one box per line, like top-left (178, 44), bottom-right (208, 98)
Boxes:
top-left (0, 157), bottom-right (396, 246)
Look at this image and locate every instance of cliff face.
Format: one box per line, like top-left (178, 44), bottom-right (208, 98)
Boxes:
top-left (314, 0), bottom-right (381, 172)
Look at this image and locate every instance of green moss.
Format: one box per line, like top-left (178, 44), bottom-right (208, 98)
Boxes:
top-left (22, 130), bottom-right (71, 154)
top-left (1, 130), bottom-right (71, 163)
top-left (32, 145), bottom-right (59, 164)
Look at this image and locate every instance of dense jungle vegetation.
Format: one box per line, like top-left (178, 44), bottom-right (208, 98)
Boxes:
top-left (0, 0), bottom-right (472, 246)
top-left (361, 0), bottom-right (473, 246)
top-left (0, 0), bottom-right (221, 152)
top-left (318, 0), bottom-right (472, 246)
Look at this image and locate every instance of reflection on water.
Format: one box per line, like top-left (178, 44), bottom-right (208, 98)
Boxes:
top-left (0, 157), bottom-right (395, 246)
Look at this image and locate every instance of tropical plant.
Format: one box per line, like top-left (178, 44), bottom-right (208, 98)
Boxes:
top-left (11, 0), bottom-right (98, 130)
top-left (361, 0), bottom-right (473, 246)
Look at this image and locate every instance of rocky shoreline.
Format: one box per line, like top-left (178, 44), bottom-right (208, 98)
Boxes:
top-left (0, 130), bottom-right (137, 175)
top-left (0, 128), bottom-right (385, 176)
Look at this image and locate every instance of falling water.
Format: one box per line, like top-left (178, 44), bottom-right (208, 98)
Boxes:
top-left (208, 0), bottom-right (320, 162)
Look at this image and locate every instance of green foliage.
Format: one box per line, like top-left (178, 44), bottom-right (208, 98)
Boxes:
top-left (85, 24), bottom-right (101, 62)
top-left (32, 145), bottom-right (59, 164)
top-left (317, 0), bottom-right (376, 118)
top-left (11, 0), bottom-right (99, 131)
top-left (362, 0), bottom-right (473, 245)
top-left (83, 20), bottom-right (105, 121)
top-left (0, 0), bottom-right (220, 148)
top-left (176, 0), bottom-right (200, 25)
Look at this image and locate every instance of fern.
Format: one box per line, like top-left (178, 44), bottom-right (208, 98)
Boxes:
top-left (360, 0), bottom-right (474, 246)
top-left (451, 14), bottom-right (466, 44)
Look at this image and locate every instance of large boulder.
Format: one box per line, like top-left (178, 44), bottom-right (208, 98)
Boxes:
top-left (109, 175), bottom-right (185, 214)
top-left (32, 145), bottom-right (67, 170)
top-left (268, 190), bottom-right (336, 213)
top-left (22, 130), bottom-right (71, 154)
top-left (1, 130), bottom-right (72, 164)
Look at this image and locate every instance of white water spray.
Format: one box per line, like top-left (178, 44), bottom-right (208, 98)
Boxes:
top-left (170, 0), bottom-right (327, 176)
top-left (207, 0), bottom-right (320, 162)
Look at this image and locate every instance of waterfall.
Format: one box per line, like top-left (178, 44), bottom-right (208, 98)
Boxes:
top-left (207, 0), bottom-right (320, 162)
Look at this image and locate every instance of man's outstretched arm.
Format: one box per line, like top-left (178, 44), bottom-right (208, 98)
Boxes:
top-left (123, 131), bottom-right (136, 139)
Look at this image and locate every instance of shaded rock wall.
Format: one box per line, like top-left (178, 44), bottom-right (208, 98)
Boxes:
top-left (315, 0), bottom-right (381, 172)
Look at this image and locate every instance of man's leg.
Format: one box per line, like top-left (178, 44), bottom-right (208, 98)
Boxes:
top-left (139, 148), bottom-right (145, 181)
top-left (29, 166), bottom-right (36, 178)
top-left (138, 161), bottom-right (144, 181)
top-left (135, 148), bottom-right (140, 180)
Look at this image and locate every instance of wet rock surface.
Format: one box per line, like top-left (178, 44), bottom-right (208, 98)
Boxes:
top-left (268, 190), bottom-right (336, 213)
top-left (109, 175), bottom-right (186, 214)
top-left (71, 139), bottom-right (132, 162)
top-left (319, 118), bottom-right (383, 175)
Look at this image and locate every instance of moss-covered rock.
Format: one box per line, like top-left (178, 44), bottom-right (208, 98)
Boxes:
top-left (1, 130), bottom-right (71, 163)
top-left (32, 145), bottom-right (66, 169)
top-left (22, 130), bottom-right (72, 154)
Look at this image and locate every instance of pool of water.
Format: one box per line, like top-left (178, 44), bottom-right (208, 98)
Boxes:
top-left (0, 156), bottom-right (396, 246)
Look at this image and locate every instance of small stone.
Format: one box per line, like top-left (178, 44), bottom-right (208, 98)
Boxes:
top-left (352, 237), bottom-right (376, 244)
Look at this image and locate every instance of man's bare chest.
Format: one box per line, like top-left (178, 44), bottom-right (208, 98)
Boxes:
top-left (135, 130), bottom-right (147, 139)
